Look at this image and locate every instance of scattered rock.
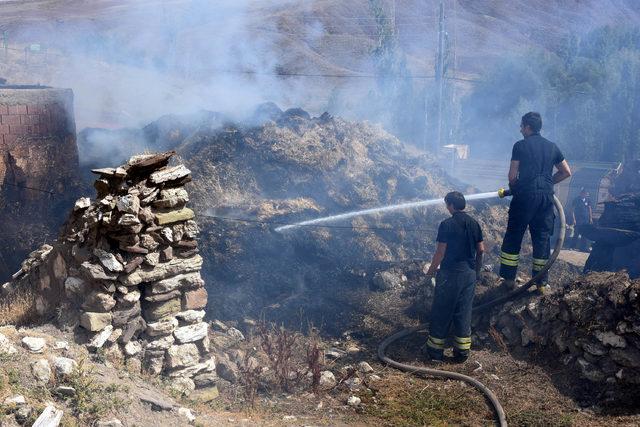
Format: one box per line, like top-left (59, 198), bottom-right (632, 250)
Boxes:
top-left (211, 320), bottom-right (228, 332)
top-left (610, 348), bottom-right (640, 368)
top-left (139, 394), bottom-right (174, 411)
top-left (319, 371), bottom-right (337, 387)
top-left (325, 348), bottom-right (346, 359)
top-left (55, 386), bottom-right (76, 397)
top-left (372, 270), bottom-right (404, 290)
top-left (216, 356), bottom-right (239, 383)
top-left (124, 341), bottom-right (142, 356)
top-left (31, 359), bottom-right (52, 384)
top-left (345, 377), bottom-right (363, 391)
top-left (178, 407), bottom-right (196, 424)
top-left (0, 332), bottom-right (17, 355)
top-left (88, 325), bottom-right (114, 350)
top-left (347, 396), bottom-right (362, 407)
top-left (193, 386), bottom-right (219, 402)
top-left (170, 377), bottom-right (196, 396)
top-left (3, 395), bottom-right (26, 406)
top-left (357, 361), bottom-right (374, 373)
top-left (193, 372), bottom-right (218, 388)
top-left (53, 341), bottom-right (69, 351)
top-left (596, 331), bottom-right (627, 348)
top-left (95, 420), bottom-right (123, 427)
top-left (577, 357), bottom-right (606, 382)
top-left (226, 327), bottom-right (245, 341)
top-left (54, 357), bottom-right (78, 377)
top-left (32, 405), bottom-right (63, 427)
top-left (22, 336), bottom-right (46, 353)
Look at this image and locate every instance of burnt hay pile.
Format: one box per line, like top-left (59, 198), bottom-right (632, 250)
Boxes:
top-left (169, 108), bottom-right (508, 332)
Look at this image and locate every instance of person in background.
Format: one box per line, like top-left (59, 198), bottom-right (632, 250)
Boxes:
top-left (424, 191), bottom-right (484, 363)
top-left (570, 187), bottom-right (593, 252)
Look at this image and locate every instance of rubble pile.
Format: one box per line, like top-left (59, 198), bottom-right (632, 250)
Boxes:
top-left (483, 271), bottom-right (640, 387)
top-left (584, 160), bottom-right (640, 278)
top-left (166, 106), bottom-right (508, 330)
top-left (1, 151), bottom-right (214, 388)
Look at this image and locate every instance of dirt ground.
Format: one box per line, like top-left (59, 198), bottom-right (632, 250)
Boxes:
top-left (192, 327), bottom-right (640, 427)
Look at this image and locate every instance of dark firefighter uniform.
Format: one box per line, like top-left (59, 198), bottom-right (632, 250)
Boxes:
top-left (499, 133), bottom-right (565, 283)
top-left (427, 212), bottom-right (483, 361)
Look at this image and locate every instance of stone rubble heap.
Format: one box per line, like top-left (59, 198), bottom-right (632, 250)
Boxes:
top-left (2, 151), bottom-right (214, 390)
top-left (484, 271), bottom-right (640, 386)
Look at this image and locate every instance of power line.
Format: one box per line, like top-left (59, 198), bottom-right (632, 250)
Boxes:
top-left (0, 181), bottom-right (55, 195)
top-left (212, 67), bottom-right (482, 82)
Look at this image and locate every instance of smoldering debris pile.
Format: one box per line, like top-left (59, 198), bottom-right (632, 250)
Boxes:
top-left (584, 160), bottom-right (640, 278)
top-left (166, 107), bottom-right (508, 330)
top-left (1, 151), bottom-right (215, 390)
top-left (483, 271), bottom-right (640, 393)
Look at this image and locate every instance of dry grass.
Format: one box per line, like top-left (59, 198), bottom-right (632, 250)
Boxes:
top-left (0, 288), bottom-right (38, 326)
top-left (362, 374), bottom-right (493, 426)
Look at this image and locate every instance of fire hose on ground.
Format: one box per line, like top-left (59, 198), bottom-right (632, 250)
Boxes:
top-left (377, 191), bottom-right (566, 427)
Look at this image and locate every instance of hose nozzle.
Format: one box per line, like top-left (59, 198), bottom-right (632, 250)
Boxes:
top-left (498, 188), bottom-right (511, 198)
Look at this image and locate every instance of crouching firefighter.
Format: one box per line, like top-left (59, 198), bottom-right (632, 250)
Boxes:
top-left (499, 112), bottom-right (572, 293)
top-left (424, 191), bottom-right (485, 363)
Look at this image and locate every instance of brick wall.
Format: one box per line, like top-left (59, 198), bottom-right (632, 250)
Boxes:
top-left (0, 102), bottom-right (71, 147)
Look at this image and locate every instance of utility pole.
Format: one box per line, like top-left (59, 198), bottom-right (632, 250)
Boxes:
top-left (435, 1), bottom-right (446, 152)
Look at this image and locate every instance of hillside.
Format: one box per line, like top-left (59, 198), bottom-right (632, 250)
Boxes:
top-left (0, 0), bottom-right (638, 128)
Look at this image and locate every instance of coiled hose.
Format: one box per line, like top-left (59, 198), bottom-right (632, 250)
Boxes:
top-left (378, 195), bottom-right (566, 427)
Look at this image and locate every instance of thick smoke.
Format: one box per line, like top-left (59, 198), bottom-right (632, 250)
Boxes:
top-left (3, 0), bottom-right (639, 164)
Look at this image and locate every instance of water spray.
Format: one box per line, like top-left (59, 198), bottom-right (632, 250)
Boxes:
top-left (275, 191), bottom-right (501, 232)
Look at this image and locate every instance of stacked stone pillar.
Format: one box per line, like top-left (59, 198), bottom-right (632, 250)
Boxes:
top-left (58, 151), bottom-right (212, 387)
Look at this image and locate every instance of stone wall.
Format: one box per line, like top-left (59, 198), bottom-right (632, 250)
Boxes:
top-left (0, 87), bottom-right (77, 195)
top-left (1, 151), bottom-right (213, 389)
top-left (0, 86), bottom-right (80, 281)
top-left (480, 271), bottom-right (640, 387)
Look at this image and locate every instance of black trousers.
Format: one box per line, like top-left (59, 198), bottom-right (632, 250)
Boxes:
top-left (500, 193), bottom-right (555, 283)
top-left (427, 265), bottom-right (476, 358)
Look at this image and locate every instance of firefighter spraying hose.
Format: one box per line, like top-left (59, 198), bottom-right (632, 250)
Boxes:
top-left (377, 189), bottom-right (565, 427)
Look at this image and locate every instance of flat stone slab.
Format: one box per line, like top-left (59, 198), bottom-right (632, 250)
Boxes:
top-left (149, 165), bottom-right (191, 185)
top-left (155, 208), bottom-right (195, 225)
top-left (120, 255), bottom-right (203, 286)
top-left (127, 151), bottom-right (175, 171)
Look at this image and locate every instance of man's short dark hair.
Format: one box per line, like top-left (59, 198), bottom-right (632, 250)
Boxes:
top-left (521, 112), bottom-right (542, 133)
top-left (445, 191), bottom-right (466, 211)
